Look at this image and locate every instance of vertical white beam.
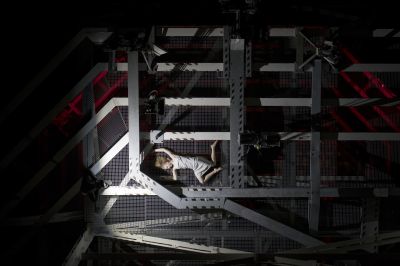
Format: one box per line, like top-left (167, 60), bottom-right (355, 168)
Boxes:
top-left (128, 51), bottom-right (141, 178)
top-left (229, 39), bottom-right (246, 188)
top-left (309, 60), bottom-right (321, 234)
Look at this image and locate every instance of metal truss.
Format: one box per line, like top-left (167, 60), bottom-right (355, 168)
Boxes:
top-left (18, 25), bottom-right (398, 265)
top-left (4, 211), bottom-right (82, 226)
top-left (150, 131), bottom-right (400, 142)
top-left (0, 28), bottom-right (111, 125)
top-left (181, 187), bottom-right (400, 198)
top-left (360, 199), bottom-right (380, 253)
top-left (284, 230), bottom-right (400, 254)
top-left (0, 63), bottom-right (108, 169)
top-left (162, 97), bottom-right (400, 107)
top-left (116, 62), bottom-right (400, 72)
top-left (63, 229), bottom-right (96, 266)
top-left (309, 60), bottom-right (321, 234)
top-left (107, 213), bottom-right (223, 230)
top-left (224, 199), bottom-right (324, 247)
top-left (0, 96), bottom-right (125, 220)
top-left (97, 230), bottom-right (253, 255)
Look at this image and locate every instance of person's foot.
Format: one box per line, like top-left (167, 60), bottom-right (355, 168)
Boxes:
top-left (210, 140), bottom-right (219, 149)
top-left (214, 166), bottom-right (222, 173)
top-left (103, 180), bottom-right (112, 188)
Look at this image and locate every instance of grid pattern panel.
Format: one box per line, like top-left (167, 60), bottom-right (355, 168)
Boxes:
top-left (104, 196), bottom-right (146, 224)
top-left (155, 106), bottom-right (229, 131)
top-left (158, 36), bottom-right (222, 49)
top-left (101, 145), bottom-right (128, 184)
top-left (97, 107), bottom-right (128, 157)
top-left (331, 200), bottom-right (361, 228)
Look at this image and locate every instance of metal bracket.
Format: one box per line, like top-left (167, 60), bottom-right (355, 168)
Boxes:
top-left (150, 130), bottom-right (164, 143)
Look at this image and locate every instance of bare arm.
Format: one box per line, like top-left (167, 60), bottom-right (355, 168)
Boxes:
top-left (172, 168), bottom-right (178, 181)
top-left (154, 148), bottom-right (176, 159)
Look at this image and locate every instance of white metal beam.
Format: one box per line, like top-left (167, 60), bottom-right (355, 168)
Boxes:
top-left (284, 231), bottom-right (400, 254)
top-left (128, 51), bottom-right (141, 176)
top-left (152, 131), bottom-right (400, 142)
top-left (107, 213), bottom-right (223, 230)
top-left (142, 97), bottom-right (400, 107)
top-left (181, 187), bottom-right (399, 198)
top-left (100, 186), bottom-right (154, 196)
top-left (5, 211), bottom-right (82, 226)
top-left (97, 231), bottom-right (252, 254)
top-left (116, 62), bottom-right (400, 73)
top-left (63, 229), bottom-right (96, 266)
top-left (224, 199), bottom-right (324, 247)
top-left (343, 64), bottom-right (400, 72)
top-left (309, 60), bottom-right (321, 234)
top-left (162, 27), bottom-right (224, 37)
top-left (280, 132), bottom-right (400, 141)
top-left (0, 63), bottom-right (108, 169)
top-left (269, 28), bottom-right (297, 37)
top-left (0, 98), bottom-right (119, 220)
top-left (0, 29), bottom-right (109, 124)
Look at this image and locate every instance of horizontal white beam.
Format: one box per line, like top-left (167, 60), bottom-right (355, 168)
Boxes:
top-left (100, 186), bottom-right (155, 196)
top-left (373, 29), bottom-right (395, 37)
top-left (182, 187), bottom-right (400, 198)
top-left (163, 132), bottom-right (231, 141)
top-left (117, 63), bottom-right (223, 72)
top-left (269, 28), bottom-right (297, 37)
top-left (153, 131), bottom-right (400, 141)
top-left (280, 132), bottom-right (400, 141)
top-left (164, 98), bottom-right (311, 106)
top-left (163, 97), bottom-right (399, 107)
top-left (343, 64), bottom-right (400, 72)
top-left (162, 27), bottom-right (224, 37)
top-left (116, 62), bottom-right (400, 72)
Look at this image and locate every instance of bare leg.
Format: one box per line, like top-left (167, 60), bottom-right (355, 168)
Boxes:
top-left (203, 167), bottom-right (222, 184)
top-left (195, 174), bottom-right (205, 184)
top-left (210, 140), bottom-right (219, 165)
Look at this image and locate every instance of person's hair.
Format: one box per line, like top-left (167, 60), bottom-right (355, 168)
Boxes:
top-left (155, 156), bottom-right (170, 168)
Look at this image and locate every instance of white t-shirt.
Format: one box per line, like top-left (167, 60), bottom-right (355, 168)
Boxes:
top-left (173, 155), bottom-right (213, 178)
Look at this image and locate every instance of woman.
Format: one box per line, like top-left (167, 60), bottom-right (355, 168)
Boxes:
top-left (154, 140), bottom-right (222, 184)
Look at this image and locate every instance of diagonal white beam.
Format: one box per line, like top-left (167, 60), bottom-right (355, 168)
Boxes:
top-left (0, 63), bottom-right (108, 169)
top-left (0, 98), bottom-right (118, 220)
top-left (97, 230), bottom-right (252, 254)
top-left (224, 199), bottom-right (324, 247)
top-left (63, 229), bottom-right (96, 266)
top-left (284, 231), bottom-right (400, 254)
top-left (5, 211), bottom-right (82, 226)
top-left (0, 28), bottom-right (109, 125)
top-left (107, 213), bottom-right (223, 230)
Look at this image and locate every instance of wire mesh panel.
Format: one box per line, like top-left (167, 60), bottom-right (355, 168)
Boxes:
top-left (97, 107), bottom-right (128, 157)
